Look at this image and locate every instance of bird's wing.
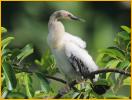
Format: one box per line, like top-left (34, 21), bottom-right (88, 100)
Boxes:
top-left (64, 42), bottom-right (98, 80)
top-left (64, 32), bottom-right (86, 49)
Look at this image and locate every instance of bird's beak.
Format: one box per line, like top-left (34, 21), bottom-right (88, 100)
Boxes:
top-left (70, 15), bottom-right (85, 22)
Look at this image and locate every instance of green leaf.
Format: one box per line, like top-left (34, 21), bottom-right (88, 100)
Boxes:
top-left (2, 60), bottom-right (17, 90)
top-left (35, 73), bottom-right (50, 93)
top-left (35, 50), bottom-right (57, 75)
top-left (2, 49), bottom-right (12, 59)
top-left (17, 44), bottom-right (33, 62)
top-left (118, 31), bottom-right (130, 41)
top-left (106, 59), bottom-right (120, 68)
top-left (1, 27), bottom-right (7, 33)
top-left (6, 92), bottom-right (27, 99)
top-left (108, 47), bottom-right (125, 55)
top-left (33, 91), bottom-right (46, 98)
top-left (2, 87), bottom-right (8, 98)
top-left (120, 26), bottom-right (130, 33)
top-left (123, 77), bottom-right (130, 85)
top-left (2, 37), bottom-right (14, 51)
top-left (96, 53), bottom-right (105, 65)
top-left (99, 48), bottom-right (125, 60)
top-left (118, 60), bottom-right (130, 69)
top-left (24, 73), bottom-right (34, 98)
top-left (15, 72), bottom-right (27, 96)
top-left (34, 59), bottom-right (41, 66)
top-left (72, 92), bottom-right (80, 99)
top-left (106, 59), bottom-right (120, 79)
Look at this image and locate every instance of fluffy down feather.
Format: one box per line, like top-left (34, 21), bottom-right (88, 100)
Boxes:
top-left (63, 34), bottom-right (98, 81)
top-left (64, 32), bottom-right (86, 49)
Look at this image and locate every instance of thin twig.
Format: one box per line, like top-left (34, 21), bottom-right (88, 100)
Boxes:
top-left (45, 75), bottom-right (67, 84)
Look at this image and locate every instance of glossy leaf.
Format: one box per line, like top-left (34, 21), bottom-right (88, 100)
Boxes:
top-left (2, 61), bottom-right (17, 90)
top-left (2, 37), bottom-right (14, 52)
top-left (1, 27), bottom-right (7, 33)
top-left (99, 48), bottom-right (125, 60)
top-left (17, 44), bottom-right (33, 62)
top-left (24, 73), bottom-right (34, 98)
top-left (106, 59), bottom-right (120, 68)
top-left (118, 60), bottom-right (130, 69)
top-left (120, 26), bottom-right (130, 33)
top-left (35, 73), bottom-right (50, 93)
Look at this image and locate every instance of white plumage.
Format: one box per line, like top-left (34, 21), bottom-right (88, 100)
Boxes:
top-left (47, 10), bottom-right (98, 82)
top-left (64, 32), bottom-right (86, 49)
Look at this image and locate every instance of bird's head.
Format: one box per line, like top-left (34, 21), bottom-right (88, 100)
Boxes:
top-left (51, 10), bottom-right (85, 22)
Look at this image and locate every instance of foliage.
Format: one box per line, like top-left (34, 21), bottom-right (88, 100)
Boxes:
top-left (35, 50), bottom-right (58, 75)
top-left (1, 26), bottom-right (131, 99)
top-left (1, 27), bottom-right (53, 98)
top-left (95, 25), bottom-right (131, 98)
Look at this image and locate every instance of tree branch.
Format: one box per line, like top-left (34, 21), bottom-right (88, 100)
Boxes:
top-left (89, 68), bottom-right (131, 76)
top-left (13, 63), bottom-right (131, 99)
top-left (53, 68), bottom-right (131, 98)
top-left (45, 75), bottom-right (67, 84)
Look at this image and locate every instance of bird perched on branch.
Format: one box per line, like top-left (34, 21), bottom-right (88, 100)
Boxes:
top-left (47, 10), bottom-right (98, 83)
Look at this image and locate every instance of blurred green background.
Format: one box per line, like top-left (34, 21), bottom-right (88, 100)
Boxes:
top-left (2, 1), bottom-right (130, 60)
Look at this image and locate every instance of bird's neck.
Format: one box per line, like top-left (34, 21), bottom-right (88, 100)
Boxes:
top-left (48, 18), bottom-right (65, 49)
top-left (48, 18), bottom-right (65, 35)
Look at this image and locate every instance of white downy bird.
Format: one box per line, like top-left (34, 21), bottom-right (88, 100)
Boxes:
top-left (47, 10), bottom-right (98, 83)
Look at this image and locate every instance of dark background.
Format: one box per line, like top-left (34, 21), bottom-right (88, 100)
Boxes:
top-left (2, 1), bottom-right (131, 60)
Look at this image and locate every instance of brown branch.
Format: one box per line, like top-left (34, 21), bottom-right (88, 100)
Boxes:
top-left (13, 64), bottom-right (68, 85)
top-left (45, 75), bottom-right (67, 84)
top-left (53, 68), bottom-right (131, 98)
top-left (90, 68), bottom-right (131, 76)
